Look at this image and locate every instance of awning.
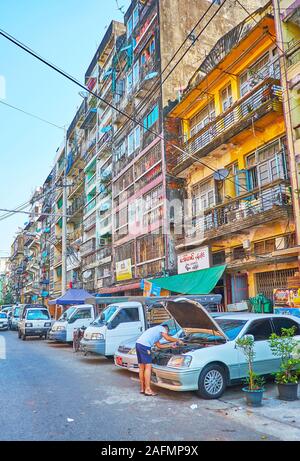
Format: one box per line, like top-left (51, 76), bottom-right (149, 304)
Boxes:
top-left (48, 288), bottom-right (92, 305)
top-left (98, 282), bottom-right (141, 294)
top-left (146, 265), bottom-right (226, 295)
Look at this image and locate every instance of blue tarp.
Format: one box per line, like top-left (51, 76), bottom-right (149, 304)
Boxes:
top-left (48, 288), bottom-right (91, 306)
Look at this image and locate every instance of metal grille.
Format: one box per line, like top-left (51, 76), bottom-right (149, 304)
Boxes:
top-left (255, 268), bottom-right (297, 300)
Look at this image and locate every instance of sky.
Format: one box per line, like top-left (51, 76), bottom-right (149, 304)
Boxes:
top-left (0, 0), bottom-right (130, 256)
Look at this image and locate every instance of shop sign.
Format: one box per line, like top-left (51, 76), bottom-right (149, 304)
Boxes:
top-left (177, 246), bottom-right (210, 274)
top-left (116, 258), bottom-right (132, 282)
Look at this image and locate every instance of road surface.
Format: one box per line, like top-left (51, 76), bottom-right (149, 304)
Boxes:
top-left (0, 330), bottom-right (280, 441)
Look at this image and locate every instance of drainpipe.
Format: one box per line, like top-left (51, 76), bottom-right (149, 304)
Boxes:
top-left (273, 0), bottom-right (300, 270)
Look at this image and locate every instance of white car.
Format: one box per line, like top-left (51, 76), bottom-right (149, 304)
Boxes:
top-left (151, 299), bottom-right (300, 399)
top-left (0, 312), bottom-right (9, 330)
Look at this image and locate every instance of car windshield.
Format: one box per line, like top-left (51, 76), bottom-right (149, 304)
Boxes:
top-left (58, 307), bottom-right (76, 321)
top-left (215, 318), bottom-right (248, 340)
top-left (13, 307), bottom-right (20, 317)
top-left (98, 305), bottom-right (118, 323)
top-left (26, 310), bottom-right (50, 321)
top-left (0, 313), bottom-right (7, 319)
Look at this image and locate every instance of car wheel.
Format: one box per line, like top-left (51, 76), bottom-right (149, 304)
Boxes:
top-left (197, 364), bottom-right (227, 399)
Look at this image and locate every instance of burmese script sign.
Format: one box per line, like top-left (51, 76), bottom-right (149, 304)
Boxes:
top-left (177, 246), bottom-right (210, 274)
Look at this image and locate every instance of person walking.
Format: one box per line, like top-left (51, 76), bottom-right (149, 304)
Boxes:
top-left (136, 323), bottom-right (183, 396)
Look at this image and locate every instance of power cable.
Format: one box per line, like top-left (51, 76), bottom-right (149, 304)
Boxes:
top-left (0, 3), bottom-right (274, 196)
top-left (0, 100), bottom-right (64, 130)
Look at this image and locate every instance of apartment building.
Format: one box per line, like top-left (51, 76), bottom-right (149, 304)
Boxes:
top-left (167, 4), bottom-right (299, 302)
top-left (80, 20), bottom-right (125, 293)
top-left (106, 0), bottom-right (264, 295)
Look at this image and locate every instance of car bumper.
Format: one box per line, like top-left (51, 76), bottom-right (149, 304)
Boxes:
top-left (48, 330), bottom-right (67, 342)
top-left (25, 328), bottom-right (50, 337)
top-left (0, 324), bottom-right (8, 330)
top-left (80, 338), bottom-right (106, 355)
top-left (151, 365), bottom-right (201, 391)
top-left (114, 353), bottom-right (139, 373)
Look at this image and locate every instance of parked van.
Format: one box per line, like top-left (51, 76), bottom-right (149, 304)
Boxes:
top-left (80, 295), bottom-right (223, 358)
top-left (18, 305), bottom-right (52, 340)
top-left (9, 305), bottom-right (21, 330)
top-left (48, 304), bottom-right (95, 343)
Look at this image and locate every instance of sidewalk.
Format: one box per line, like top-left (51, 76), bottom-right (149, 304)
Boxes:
top-left (207, 383), bottom-right (300, 441)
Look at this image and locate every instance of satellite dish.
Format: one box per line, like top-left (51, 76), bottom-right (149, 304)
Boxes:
top-left (82, 270), bottom-right (92, 280)
top-left (213, 168), bottom-right (229, 181)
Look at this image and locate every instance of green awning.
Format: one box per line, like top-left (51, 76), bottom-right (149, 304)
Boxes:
top-left (147, 265), bottom-right (226, 295)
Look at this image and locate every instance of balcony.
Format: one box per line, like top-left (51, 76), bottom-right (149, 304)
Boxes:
top-left (53, 255), bottom-right (62, 267)
top-left (80, 107), bottom-right (97, 130)
top-left (172, 79), bottom-right (283, 176)
top-left (176, 182), bottom-right (292, 248)
top-left (97, 247), bottom-right (112, 265)
top-left (68, 227), bottom-right (82, 243)
top-left (85, 197), bottom-right (96, 214)
top-left (83, 212), bottom-right (96, 231)
top-left (97, 131), bottom-right (113, 155)
top-left (86, 173), bottom-right (96, 190)
top-left (286, 38), bottom-right (300, 69)
top-left (80, 238), bottom-right (96, 257)
top-left (68, 173), bottom-right (84, 199)
top-left (67, 194), bottom-right (85, 218)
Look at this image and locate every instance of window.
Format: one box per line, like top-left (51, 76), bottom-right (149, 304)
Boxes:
top-left (215, 319), bottom-right (247, 340)
top-left (133, 60), bottom-right (139, 87)
top-left (128, 126), bottom-right (140, 155)
top-left (144, 104), bottom-right (159, 130)
top-left (141, 37), bottom-right (156, 66)
top-left (272, 317), bottom-right (300, 336)
top-left (72, 309), bottom-right (91, 320)
top-left (239, 48), bottom-right (280, 97)
top-left (26, 310), bottom-right (50, 321)
top-left (127, 16), bottom-right (133, 38)
top-left (133, 5), bottom-right (139, 28)
top-left (115, 140), bottom-right (126, 161)
top-left (192, 179), bottom-right (215, 214)
top-left (190, 101), bottom-right (216, 138)
top-left (232, 246), bottom-right (246, 260)
top-left (221, 85), bottom-right (233, 111)
top-left (254, 239), bottom-right (275, 255)
top-left (212, 251), bottom-right (226, 266)
top-left (113, 308), bottom-right (139, 325)
top-left (127, 70), bottom-right (133, 94)
top-left (245, 319), bottom-right (273, 341)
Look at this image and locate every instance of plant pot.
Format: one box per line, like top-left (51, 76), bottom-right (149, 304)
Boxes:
top-left (242, 387), bottom-right (265, 407)
top-left (277, 382), bottom-right (299, 401)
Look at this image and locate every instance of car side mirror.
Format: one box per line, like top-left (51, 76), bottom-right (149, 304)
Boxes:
top-left (68, 317), bottom-right (76, 324)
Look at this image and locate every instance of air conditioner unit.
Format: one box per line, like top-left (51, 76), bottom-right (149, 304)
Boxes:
top-left (243, 239), bottom-right (251, 250)
top-left (275, 236), bottom-right (287, 250)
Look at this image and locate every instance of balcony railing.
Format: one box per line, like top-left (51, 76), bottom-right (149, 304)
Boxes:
top-left (67, 194), bottom-right (85, 217)
top-left (176, 182), bottom-right (292, 246)
top-left (286, 38), bottom-right (300, 68)
top-left (86, 173), bottom-right (96, 189)
top-left (83, 213), bottom-right (96, 231)
top-left (80, 238), bottom-right (96, 256)
top-left (97, 246), bottom-right (112, 263)
top-left (172, 79), bottom-right (282, 174)
top-left (85, 197), bottom-right (96, 214)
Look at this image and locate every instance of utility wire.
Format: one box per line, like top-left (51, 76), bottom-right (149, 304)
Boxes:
top-left (0, 100), bottom-right (64, 130)
top-left (0, 3), bottom-right (256, 195)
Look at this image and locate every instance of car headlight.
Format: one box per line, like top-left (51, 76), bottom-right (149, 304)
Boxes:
top-left (128, 347), bottom-right (136, 355)
top-left (91, 333), bottom-right (104, 340)
top-left (25, 322), bottom-right (33, 327)
top-left (56, 326), bottom-right (66, 331)
top-left (167, 355), bottom-right (192, 368)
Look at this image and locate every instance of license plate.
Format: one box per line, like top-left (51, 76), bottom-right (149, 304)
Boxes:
top-left (116, 356), bottom-right (123, 366)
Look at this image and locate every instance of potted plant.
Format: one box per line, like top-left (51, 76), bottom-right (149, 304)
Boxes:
top-left (236, 335), bottom-right (265, 406)
top-left (268, 326), bottom-right (300, 401)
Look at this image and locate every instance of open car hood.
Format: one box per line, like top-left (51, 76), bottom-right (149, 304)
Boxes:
top-left (165, 299), bottom-right (228, 341)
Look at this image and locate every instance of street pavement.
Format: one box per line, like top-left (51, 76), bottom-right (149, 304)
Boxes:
top-left (0, 330), bottom-right (299, 441)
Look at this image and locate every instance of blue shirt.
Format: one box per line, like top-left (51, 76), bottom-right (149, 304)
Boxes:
top-left (136, 325), bottom-right (167, 348)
